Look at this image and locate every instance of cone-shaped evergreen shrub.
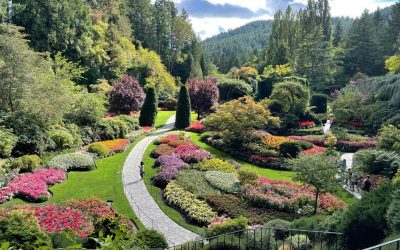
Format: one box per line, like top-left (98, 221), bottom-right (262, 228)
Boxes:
top-left (175, 85), bottom-right (191, 129)
top-left (139, 87), bottom-right (158, 127)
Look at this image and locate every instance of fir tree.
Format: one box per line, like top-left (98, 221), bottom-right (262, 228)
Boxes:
top-left (139, 87), bottom-right (158, 127)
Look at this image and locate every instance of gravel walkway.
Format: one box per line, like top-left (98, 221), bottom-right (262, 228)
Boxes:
top-left (122, 115), bottom-right (199, 246)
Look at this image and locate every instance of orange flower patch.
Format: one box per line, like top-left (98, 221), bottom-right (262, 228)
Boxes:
top-left (96, 139), bottom-right (130, 153)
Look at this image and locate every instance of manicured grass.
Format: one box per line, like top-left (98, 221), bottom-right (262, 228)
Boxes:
top-left (333, 185), bottom-right (358, 205)
top-left (155, 110), bottom-right (175, 129)
top-left (142, 143), bottom-right (204, 235)
top-left (188, 132), bottom-right (296, 181)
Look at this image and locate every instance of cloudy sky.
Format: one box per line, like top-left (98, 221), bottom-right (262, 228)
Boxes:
top-left (168, 0), bottom-right (397, 39)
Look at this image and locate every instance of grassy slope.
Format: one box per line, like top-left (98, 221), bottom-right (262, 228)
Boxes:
top-left (0, 111), bottom-right (176, 229)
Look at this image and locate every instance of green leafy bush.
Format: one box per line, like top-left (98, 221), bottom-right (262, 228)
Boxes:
top-left (135, 229), bottom-right (168, 249)
top-left (265, 219), bottom-right (291, 240)
top-left (97, 116), bottom-right (139, 140)
top-left (175, 170), bottom-right (219, 199)
top-left (246, 226), bottom-right (276, 250)
top-left (0, 127), bottom-right (17, 158)
top-left (354, 149), bottom-right (400, 178)
top-left (268, 99), bottom-right (285, 115)
top-left (205, 171), bottom-right (240, 194)
top-left (88, 143), bottom-right (110, 157)
top-left (48, 152), bottom-right (96, 171)
top-left (218, 78), bottom-right (253, 101)
top-left (287, 234), bottom-right (311, 250)
top-left (311, 94), bottom-right (328, 114)
top-left (378, 125), bottom-right (400, 151)
top-left (206, 216), bottom-right (248, 237)
top-left (387, 187), bottom-right (400, 232)
top-left (340, 184), bottom-right (393, 249)
top-left (0, 210), bottom-right (52, 249)
top-left (192, 158), bottom-right (236, 173)
top-left (279, 141), bottom-right (302, 157)
top-left (238, 169), bottom-right (259, 186)
top-left (164, 181), bottom-right (216, 224)
top-left (49, 129), bottom-right (75, 150)
top-left (11, 155), bottom-right (41, 172)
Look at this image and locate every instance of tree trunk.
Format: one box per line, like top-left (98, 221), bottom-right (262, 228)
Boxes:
top-left (314, 190), bottom-right (320, 215)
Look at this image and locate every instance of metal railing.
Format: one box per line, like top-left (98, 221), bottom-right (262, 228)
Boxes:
top-left (170, 227), bottom-right (344, 250)
top-left (363, 238), bottom-right (400, 250)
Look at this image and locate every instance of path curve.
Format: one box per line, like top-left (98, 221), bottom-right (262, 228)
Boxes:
top-left (122, 115), bottom-right (199, 246)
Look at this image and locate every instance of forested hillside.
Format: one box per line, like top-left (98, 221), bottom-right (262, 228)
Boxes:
top-left (202, 20), bottom-right (273, 73)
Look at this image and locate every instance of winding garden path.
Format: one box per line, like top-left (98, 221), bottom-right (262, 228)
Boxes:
top-left (122, 115), bottom-right (199, 246)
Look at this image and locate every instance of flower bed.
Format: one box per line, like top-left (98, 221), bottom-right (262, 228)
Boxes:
top-left (0, 169), bottom-right (66, 203)
top-left (288, 136), bottom-right (325, 147)
top-left (154, 156), bottom-right (188, 187)
top-left (64, 197), bottom-right (116, 222)
top-left (263, 134), bottom-right (294, 149)
top-left (164, 181), bottom-right (216, 224)
top-left (48, 152), bottom-right (96, 171)
top-left (91, 139), bottom-right (130, 154)
top-left (302, 146), bottom-right (326, 156)
top-left (298, 121), bottom-right (315, 128)
top-left (156, 134), bottom-right (180, 145)
top-left (186, 120), bottom-right (205, 133)
top-left (192, 158), bottom-right (237, 173)
top-left (243, 177), bottom-right (346, 214)
top-left (150, 144), bottom-right (175, 158)
top-left (336, 140), bottom-right (376, 152)
top-left (205, 171), bottom-right (240, 194)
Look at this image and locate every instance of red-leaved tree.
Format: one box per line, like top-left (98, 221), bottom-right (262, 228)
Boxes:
top-left (109, 75), bottom-right (145, 114)
top-left (188, 77), bottom-right (219, 119)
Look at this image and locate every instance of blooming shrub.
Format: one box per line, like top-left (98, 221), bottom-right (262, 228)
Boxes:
top-left (154, 157), bottom-right (187, 187)
top-left (336, 140), bottom-right (376, 152)
top-left (64, 197), bottom-right (115, 223)
top-left (205, 171), bottom-right (240, 194)
top-left (298, 121), bottom-right (315, 128)
top-left (263, 134), bottom-right (294, 149)
top-left (192, 158), bottom-right (237, 173)
top-left (150, 144), bottom-right (175, 158)
top-left (288, 136), bottom-right (325, 147)
top-left (302, 146), bottom-right (326, 156)
top-left (179, 149), bottom-right (213, 164)
top-left (48, 152), bottom-right (96, 171)
top-left (91, 139), bottom-right (130, 154)
top-left (156, 134), bottom-right (180, 145)
top-left (173, 144), bottom-right (199, 156)
top-left (88, 143), bottom-right (110, 157)
top-left (167, 139), bottom-right (194, 148)
top-left (245, 177), bottom-right (346, 214)
top-left (0, 169), bottom-right (66, 203)
top-left (164, 181), bottom-right (216, 224)
top-left (186, 120), bottom-right (205, 133)
top-left (206, 216), bottom-right (248, 237)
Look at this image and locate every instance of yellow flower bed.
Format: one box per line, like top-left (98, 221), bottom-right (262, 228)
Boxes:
top-left (263, 134), bottom-right (294, 149)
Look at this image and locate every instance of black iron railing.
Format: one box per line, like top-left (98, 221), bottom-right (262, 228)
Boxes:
top-left (170, 227), bottom-right (344, 250)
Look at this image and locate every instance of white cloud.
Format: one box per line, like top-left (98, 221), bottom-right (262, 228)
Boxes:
top-left (330, 0), bottom-right (394, 17)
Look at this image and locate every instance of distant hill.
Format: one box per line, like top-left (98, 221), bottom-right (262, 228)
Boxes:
top-left (202, 20), bottom-right (273, 73)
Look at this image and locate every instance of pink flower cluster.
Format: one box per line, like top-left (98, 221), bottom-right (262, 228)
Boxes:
top-left (298, 121), bottom-right (315, 128)
top-left (64, 197), bottom-right (116, 223)
top-left (0, 169), bottom-right (66, 203)
top-left (174, 145), bottom-right (212, 163)
top-left (244, 177), bottom-right (346, 214)
top-left (186, 120), bottom-right (205, 133)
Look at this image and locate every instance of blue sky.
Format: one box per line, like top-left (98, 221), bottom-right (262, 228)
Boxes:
top-left (167, 0), bottom-right (398, 39)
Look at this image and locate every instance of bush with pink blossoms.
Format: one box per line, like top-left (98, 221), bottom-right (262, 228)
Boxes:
top-left (180, 149), bottom-right (213, 164)
top-left (150, 144), bottom-right (175, 158)
top-left (0, 168), bottom-right (66, 203)
top-left (336, 140), bottom-right (376, 152)
top-left (186, 120), bottom-right (205, 133)
top-left (154, 163), bottom-right (187, 187)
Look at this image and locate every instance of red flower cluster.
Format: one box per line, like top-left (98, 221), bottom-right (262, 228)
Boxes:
top-left (142, 126), bottom-right (153, 133)
top-left (298, 121), bottom-right (315, 128)
top-left (186, 120), bottom-right (205, 133)
top-left (158, 134), bottom-right (180, 144)
top-left (0, 169), bottom-right (66, 203)
top-left (64, 197), bottom-right (115, 222)
top-left (344, 121), bottom-right (364, 127)
top-left (248, 155), bottom-right (277, 163)
top-left (253, 177), bottom-right (346, 213)
top-left (302, 146), bottom-right (326, 156)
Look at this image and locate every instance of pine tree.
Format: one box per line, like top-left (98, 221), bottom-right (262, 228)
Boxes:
top-left (139, 87), bottom-right (158, 127)
top-left (175, 84), bottom-right (191, 129)
top-left (388, 2), bottom-right (400, 55)
top-left (333, 20), bottom-right (343, 47)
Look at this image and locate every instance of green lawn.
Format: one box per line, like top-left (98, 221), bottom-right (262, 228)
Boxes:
top-left (189, 132), bottom-right (296, 181)
top-left (142, 143), bottom-right (204, 235)
top-left (155, 110), bottom-right (175, 129)
top-left (0, 111), bottom-right (176, 229)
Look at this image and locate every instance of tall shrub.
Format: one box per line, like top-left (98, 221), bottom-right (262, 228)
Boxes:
top-left (139, 87), bottom-right (158, 127)
top-left (188, 77), bottom-right (219, 119)
top-left (311, 94), bottom-right (328, 114)
top-left (175, 84), bottom-right (191, 129)
top-left (109, 75), bottom-right (145, 114)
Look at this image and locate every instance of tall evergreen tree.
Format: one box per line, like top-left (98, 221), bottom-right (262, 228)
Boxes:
top-left (387, 2), bottom-right (400, 55)
top-left (175, 84), bottom-right (191, 129)
top-left (333, 19), bottom-right (343, 47)
top-left (139, 87), bottom-right (158, 127)
top-left (127, 0), bottom-right (152, 47)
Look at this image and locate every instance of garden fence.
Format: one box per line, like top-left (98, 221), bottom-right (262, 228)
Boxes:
top-left (363, 238), bottom-right (400, 250)
top-left (170, 227), bottom-right (344, 250)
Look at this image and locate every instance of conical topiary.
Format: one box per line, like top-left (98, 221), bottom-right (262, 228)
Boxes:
top-left (139, 87), bottom-right (158, 127)
top-left (175, 84), bottom-right (191, 129)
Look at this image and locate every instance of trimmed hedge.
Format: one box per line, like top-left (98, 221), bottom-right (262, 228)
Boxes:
top-left (311, 94), bottom-right (328, 114)
top-left (279, 141), bottom-right (302, 158)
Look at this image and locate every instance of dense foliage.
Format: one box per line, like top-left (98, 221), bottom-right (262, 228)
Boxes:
top-left (175, 85), bottom-right (191, 129)
top-left (139, 87), bottom-right (158, 127)
top-left (188, 77), bottom-right (219, 118)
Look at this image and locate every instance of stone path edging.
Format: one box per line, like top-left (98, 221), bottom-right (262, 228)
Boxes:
top-left (122, 115), bottom-right (199, 246)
